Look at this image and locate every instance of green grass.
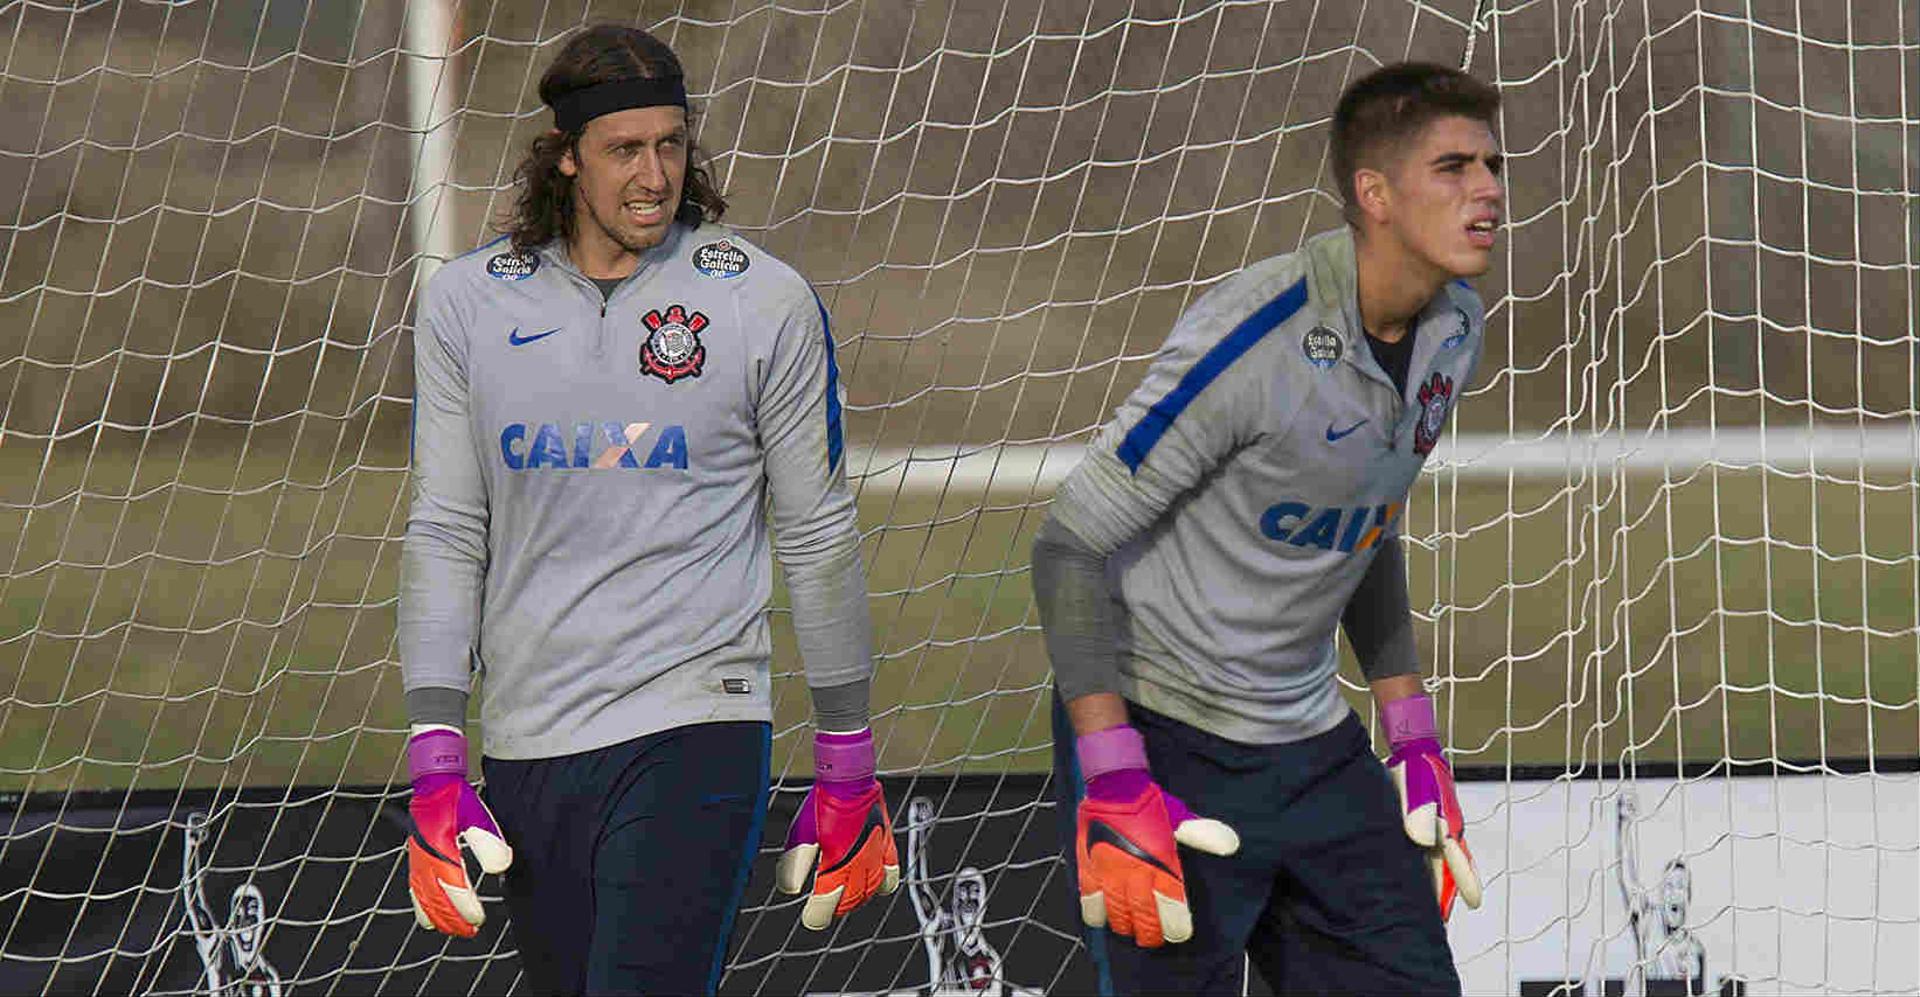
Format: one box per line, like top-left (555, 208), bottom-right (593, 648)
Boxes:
top-left (2, 432), bottom-right (1915, 794)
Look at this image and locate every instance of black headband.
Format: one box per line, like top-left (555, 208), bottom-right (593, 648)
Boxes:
top-left (550, 76), bottom-right (688, 133)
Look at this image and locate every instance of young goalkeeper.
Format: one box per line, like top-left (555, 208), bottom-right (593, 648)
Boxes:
top-left (1032, 62), bottom-right (1503, 996)
top-left (397, 25), bottom-right (897, 995)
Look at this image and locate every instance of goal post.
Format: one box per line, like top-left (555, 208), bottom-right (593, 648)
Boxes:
top-left (0, 2), bottom-right (1914, 994)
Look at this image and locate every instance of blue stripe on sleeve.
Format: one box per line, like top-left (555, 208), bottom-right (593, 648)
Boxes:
top-left (813, 293), bottom-right (845, 473)
top-left (454, 232), bottom-right (510, 260)
top-left (1115, 277), bottom-right (1308, 474)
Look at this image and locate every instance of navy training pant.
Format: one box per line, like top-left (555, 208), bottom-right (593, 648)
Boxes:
top-left (482, 721), bottom-right (770, 996)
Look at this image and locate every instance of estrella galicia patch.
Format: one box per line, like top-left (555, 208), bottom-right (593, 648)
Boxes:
top-left (1412, 371), bottom-right (1455, 456)
top-left (640, 304), bottom-right (708, 384)
top-left (485, 250), bottom-right (539, 281)
top-left (691, 239), bottom-right (750, 279)
top-left (1440, 307), bottom-right (1470, 350)
top-left (1302, 326), bottom-right (1343, 369)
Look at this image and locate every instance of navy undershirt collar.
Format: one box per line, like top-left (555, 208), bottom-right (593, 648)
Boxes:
top-left (1365, 317), bottom-right (1417, 396)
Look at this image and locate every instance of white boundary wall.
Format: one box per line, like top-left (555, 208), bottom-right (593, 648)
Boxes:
top-left (1449, 769), bottom-right (1919, 996)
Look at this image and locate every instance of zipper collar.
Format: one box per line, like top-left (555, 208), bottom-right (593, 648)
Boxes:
top-left (536, 223), bottom-right (687, 303)
top-left (533, 225), bottom-right (688, 356)
top-left (1306, 227), bottom-right (1461, 401)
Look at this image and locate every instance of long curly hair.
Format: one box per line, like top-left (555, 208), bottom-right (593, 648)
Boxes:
top-left (501, 24), bottom-right (728, 252)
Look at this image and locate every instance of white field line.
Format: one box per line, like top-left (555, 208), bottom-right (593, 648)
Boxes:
top-left (850, 424), bottom-right (1919, 496)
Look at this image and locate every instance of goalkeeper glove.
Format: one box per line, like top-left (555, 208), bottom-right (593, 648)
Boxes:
top-left (1073, 724), bottom-right (1240, 948)
top-left (1383, 694), bottom-right (1483, 921)
top-left (775, 728), bottom-right (901, 930)
top-left (406, 725), bottom-right (513, 937)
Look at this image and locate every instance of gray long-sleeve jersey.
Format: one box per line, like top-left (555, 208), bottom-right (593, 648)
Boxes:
top-left (401, 223), bottom-right (871, 760)
top-left (1037, 227), bottom-right (1485, 745)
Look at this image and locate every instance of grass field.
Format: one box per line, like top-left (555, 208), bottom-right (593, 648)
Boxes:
top-left (3, 427), bottom-right (1914, 797)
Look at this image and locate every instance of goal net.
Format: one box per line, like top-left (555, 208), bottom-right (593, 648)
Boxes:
top-left (1, 1), bottom-right (1914, 994)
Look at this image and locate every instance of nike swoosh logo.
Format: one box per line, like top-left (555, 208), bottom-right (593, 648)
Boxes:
top-left (1084, 817), bottom-right (1176, 876)
top-left (408, 827), bottom-right (460, 867)
top-left (820, 802), bottom-right (890, 874)
top-left (1326, 419), bottom-right (1369, 442)
top-left (507, 326), bottom-right (560, 346)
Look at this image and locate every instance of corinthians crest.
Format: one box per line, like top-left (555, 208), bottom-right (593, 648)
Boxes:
top-left (1412, 371), bottom-right (1454, 456)
top-left (639, 304), bottom-right (708, 383)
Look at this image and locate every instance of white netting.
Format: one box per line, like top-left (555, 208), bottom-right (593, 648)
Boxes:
top-left (0, 1), bottom-right (1914, 994)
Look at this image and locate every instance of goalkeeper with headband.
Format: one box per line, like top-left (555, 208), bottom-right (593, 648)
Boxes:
top-left (1032, 62), bottom-right (1501, 995)
top-left (398, 24), bottom-right (896, 995)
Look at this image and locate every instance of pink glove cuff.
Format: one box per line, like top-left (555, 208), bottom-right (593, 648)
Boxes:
top-left (1075, 724), bottom-right (1149, 783)
top-left (1382, 694), bottom-right (1439, 749)
top-left (814, 729), bottom-right (876, 786)
top-left (407, 728), bottom-right (468, 784)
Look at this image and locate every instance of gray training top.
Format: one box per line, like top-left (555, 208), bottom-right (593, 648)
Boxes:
top-left (401, 223), bottom-right (871, 760)
top-left (1041, 227), bottom-right (1486, 745)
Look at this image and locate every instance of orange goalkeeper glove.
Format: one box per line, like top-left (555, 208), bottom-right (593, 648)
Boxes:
top-left (774, 728), bottom-right (901, 930)
top-left (406, 725), bottom-right (512, 937)
top-left (1074, 724), bottom-right (1240, 948)
top-left (1383, 695), bottom-right (1483, 921)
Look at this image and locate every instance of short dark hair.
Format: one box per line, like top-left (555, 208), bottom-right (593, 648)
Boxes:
top-left (1330, 62), bottom-right (1500, 224)
top-left (501, 24), bottom-right (728, 251)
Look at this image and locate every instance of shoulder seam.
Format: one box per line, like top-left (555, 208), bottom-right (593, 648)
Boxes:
top-left (453, 233), bottom-right (512, 261)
